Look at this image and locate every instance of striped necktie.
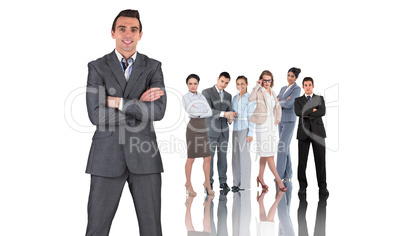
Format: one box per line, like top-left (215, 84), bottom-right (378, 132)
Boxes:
top-left (121, 58), bottom-right (133, 80)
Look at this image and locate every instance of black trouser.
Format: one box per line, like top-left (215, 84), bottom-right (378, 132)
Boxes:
top-left (297, 137), bottom-right (327, 190)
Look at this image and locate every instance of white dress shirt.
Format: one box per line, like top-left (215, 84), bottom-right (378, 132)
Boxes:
top-left (114, 49), bottom-right (137, 111)
top-left (182, 91), bottom-right (213, 118)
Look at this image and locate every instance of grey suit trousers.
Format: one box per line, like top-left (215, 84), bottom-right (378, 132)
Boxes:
top-left (86, 170), bottom-right (162, 236)
top-left (210, 194), bottom-right (228, 236)
top-left (232, 191), bottom-right (251, 236)
top-left (232, 129), bottom-right (251, 189)
top-left (208, 133), bottom-right (229, 185)
top-left (277, 180), bottom-right (295, 236)
top-left (277, 122), bottom-right (296, 180)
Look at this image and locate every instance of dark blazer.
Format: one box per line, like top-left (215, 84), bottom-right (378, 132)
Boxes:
top-left (294, 94), bottom-right (326, 140)
top-left (86, 51), bottom-right (167, 177)
top-left (202, 86), bottom-right (232, 138)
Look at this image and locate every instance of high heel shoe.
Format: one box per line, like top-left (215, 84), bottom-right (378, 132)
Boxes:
top-left (256, 177), bottom-right (268, 190)
top-left (185, 184), bottom-right (197, 197)
top-left (256, 190), bottom-right (268, 202)
top-left (274, 180), bottom-right (287, 192)
top-left (203, 182), bottom-right (215, 196)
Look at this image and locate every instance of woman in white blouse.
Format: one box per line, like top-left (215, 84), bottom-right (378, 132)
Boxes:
top-left (183, 74), bottom-right (215, 197)
top-left (249, 70), bottom-right (287, 192)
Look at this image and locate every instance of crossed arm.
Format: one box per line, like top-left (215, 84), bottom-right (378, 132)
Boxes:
top-left (294, 96), bottom-right (325, 118)
top-left (86, 62), bottom-right (166, 126)
top-left (277, 86), bottom-right (301, 108)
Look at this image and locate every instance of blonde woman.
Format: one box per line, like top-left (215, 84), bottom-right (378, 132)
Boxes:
top-left (249, 70), bottom-right (287, 192)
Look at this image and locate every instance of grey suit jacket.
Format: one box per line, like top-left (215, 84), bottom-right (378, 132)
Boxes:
top-left (86, 51), bottom-right (166, 177)
top-left (202, 86), bottom-right (232, 138)
top-left (277, 83), bottom-right (301, 122)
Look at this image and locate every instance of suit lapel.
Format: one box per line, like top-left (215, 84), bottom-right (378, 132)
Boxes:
top-left (211, 86), bottom-right (221, 102)
top-left (124, 53), bottom-right (147, 98)
top-left (283, 84), bottom-right (295, 98)
top-left (106, 51), bottom-right (127, 92)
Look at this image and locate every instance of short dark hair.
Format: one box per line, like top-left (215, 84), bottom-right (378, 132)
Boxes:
top-left (259, 70), bottom-right (274, 88)
top-left (112, 9), bottom-right (142, 33)
top-left (219, 72), bottom-right (231, 80)
top-left (288, 67), bottom-right (301, 78)
top-left (302, 77), bottom-right (314, 86)
top-left (186, 74), bottom-right (200, 84)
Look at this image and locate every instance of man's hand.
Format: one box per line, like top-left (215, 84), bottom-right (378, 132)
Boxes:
top-left (140, 87), bottom-right (165, 102)
top-left (247, 136), bottom-right (253, 143)
top-left (313, 108), bottom-right (317, 112)
top-left (107, 96), bottom-right (121, 108)
top-left (286, 96), bottom-right (291, 101)
top-left (277, 97), bottom-right (281, 101)
top-left (224, 111), bottom-right (237, 120)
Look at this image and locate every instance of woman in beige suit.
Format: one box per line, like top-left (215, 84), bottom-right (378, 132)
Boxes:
top-left (249, 70), bottom-right (287, 192)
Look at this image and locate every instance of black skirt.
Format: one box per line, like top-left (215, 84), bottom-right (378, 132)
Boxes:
top-left (186, 118), bottom-right (211, 158)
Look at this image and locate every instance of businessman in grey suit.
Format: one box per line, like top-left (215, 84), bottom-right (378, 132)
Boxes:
top-left (202, 72), bottom-right (236, 191)
top-left (85, 10), bottom-right (166, 236)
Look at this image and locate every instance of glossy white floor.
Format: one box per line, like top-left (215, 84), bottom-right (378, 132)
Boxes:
top-left (105, 137), bottom-right (331, 236)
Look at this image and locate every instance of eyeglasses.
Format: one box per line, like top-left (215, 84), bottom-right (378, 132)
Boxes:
top-left (262, 79), bottom-right (272, 83)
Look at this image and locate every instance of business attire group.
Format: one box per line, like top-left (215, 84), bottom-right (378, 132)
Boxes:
top-left (182, 69), bottom-right (329, 201)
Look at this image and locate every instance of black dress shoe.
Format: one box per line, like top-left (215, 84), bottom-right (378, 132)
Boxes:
top-left (298, 189), bottom-right (307, 200)
top-left (220, 183), bottom-right (230, 191)
top-left (231, 186), bottom-right (244, 192)
top-left (220, 188), bottom-right (230, 195)
top-left (319, 189), bottom-right (329, 200)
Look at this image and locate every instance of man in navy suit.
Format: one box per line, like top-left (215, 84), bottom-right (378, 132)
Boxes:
top-left (294, 77), bottom-right (328, 200)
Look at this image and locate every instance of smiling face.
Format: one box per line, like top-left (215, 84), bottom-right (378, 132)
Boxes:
top-left (111, 16), bottom-right (143, 59)
top-left (236, 78), bottom-right (248, 94)
top-left (187, 78), bottom-right (199, 93)
top-left (287, 71), bottom-right (297, 85)
top-left (216, 76), bottom-right (230, 91)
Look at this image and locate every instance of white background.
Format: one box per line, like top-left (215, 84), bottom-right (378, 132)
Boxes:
top-left (1, 0), bottom-right (401, 235)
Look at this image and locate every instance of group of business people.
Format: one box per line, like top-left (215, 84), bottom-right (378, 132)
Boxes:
top-left (182, 67), bottom-right (328, 201)
top-left (83, 9), bottom-right (328, 236)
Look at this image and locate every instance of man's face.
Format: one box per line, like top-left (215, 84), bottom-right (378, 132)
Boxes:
top-left (111, 16), bottom-right (143, 57)
top-left (216, 76), bottom-right (230, 91)
top-left (303, 81), bottom-right (314, 95)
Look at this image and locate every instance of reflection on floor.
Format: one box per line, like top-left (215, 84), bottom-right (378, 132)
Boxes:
top-left (183, 181), bottom-right (327, 236)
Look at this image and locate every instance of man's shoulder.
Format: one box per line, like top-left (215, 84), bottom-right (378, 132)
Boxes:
top-left (313, 94), bottom-right (324, 99)
top-left (202, 87), bottom-right (213, 94)
top-left (137, 52), bottom-right (161, 67)
top-left (295, 96), bottom-right (304, 102)
top-left (88, 51), bottom-right (114, 66)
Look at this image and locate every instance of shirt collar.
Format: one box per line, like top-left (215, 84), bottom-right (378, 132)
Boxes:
top-left (215, 85), bottom-right (223, 93)
top-left (305, 93), bottom-right (313, 98)
top-left (114, 49), bottom-right (137, 63)
top-left (187, 91), bottom-right (202, 98)
top-left (235, 92), bottom-right (249, 99)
